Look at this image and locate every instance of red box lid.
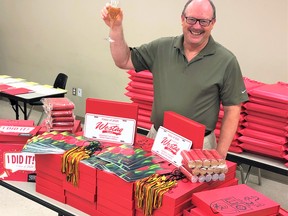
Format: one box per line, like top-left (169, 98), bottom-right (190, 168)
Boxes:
top-left (192, 184), bottom-right (280, 216)
top-left (163, 111), bottom-right (205, 149)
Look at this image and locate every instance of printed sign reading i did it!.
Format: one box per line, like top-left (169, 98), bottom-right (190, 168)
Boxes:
top-left (4, 152), bottom-right (36, 172)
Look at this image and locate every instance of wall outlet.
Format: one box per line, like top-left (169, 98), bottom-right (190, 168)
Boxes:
top-left (77, 88), bottom-right (82, 97)
top-left (72, 87), bottom-right (76, 96)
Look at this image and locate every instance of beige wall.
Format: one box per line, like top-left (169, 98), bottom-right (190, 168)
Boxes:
top-left (0, 0), bottom-right (287, 118)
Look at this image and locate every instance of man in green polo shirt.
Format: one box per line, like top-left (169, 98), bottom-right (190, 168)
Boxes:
top-left (101, 0), bottom-right (249, 159)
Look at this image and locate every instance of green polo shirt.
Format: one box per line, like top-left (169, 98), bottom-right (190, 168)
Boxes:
top-left (130, 35), bottom-right (249, 131)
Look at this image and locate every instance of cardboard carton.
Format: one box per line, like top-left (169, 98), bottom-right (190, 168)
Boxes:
top-left (35, 182), bottom-right (65, 203)
top-left (97, 169), bottom-right (134, 199)
top-left (192, 184), bottom-right (280, 216)
top-left (97, 189), bottom-right (134, 209)
top-left (85, 98), bottom-right (138, 144)
top-left (97, 202), bottom-right (135, 216)
top-left (65, 191), bottom-right (97, 215)
top-left (163, 111), bottom-right (205, 149)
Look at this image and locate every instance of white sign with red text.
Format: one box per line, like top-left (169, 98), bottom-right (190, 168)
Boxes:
top-left (84, 113), bottom-right (136, 145)
top-left (4, 152), bottom-right (36, 172)
top-left (152, 126), bottom-right (192, 167)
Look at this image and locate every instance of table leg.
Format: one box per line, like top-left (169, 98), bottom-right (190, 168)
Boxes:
top-left (237, 165), bottom-right (245, 184)
top-left (15, 101), bottom-right (19, 120)
top-left (23, 103), bottom-right (28, 120)
top-left (243, 165), bottom-right (262, 185)
top-left (9, 100), bottom-right (20, 120)
top-left (257, 168), bottom-right (262, 186)
top-left (244, 165), bottom-right (253, 184)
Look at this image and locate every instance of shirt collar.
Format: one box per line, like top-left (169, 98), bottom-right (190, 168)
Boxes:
top-left (174, 35), bottom-right (216, 57)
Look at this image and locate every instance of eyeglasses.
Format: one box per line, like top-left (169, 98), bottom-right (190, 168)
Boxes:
top-left (184, 17), bottom-right (213, 27)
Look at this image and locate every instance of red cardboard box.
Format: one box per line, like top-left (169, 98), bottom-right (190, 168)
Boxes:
top-left (77, 161), bottom-right (97, 183)
top-left (37, 119), bottom-right (82, 134)
top-left (134, 133), bottom-right (154, 151)
top-left (0, 143), bottom-right (36, 181)
top-left (97, 189), bottom-right (134, 209)
top-left (97, 169), bottom-right (134, 199)
top-left (36, 175), bottom-right (64, 195)
top-left (37, 166), bottom-right (63, 181)
top-left (63, 161), bottom-right (97, 194)
top-left (65, 191), bottom-right (97, 215)
top-left (36, 181), bottom-right (65, 203)
top-left (136, 208), bottom-right (184, 216)
top-left (161, 180), bottom-right (208, 207)
top-left (185, 206), bottom-right (208, 216)
top-left (63, 175), bottom-right (96, 194)
top-left (137, 160), bottom-right (237, 215)
top-left (86, 98), bottom-right (138, 120)
top-left (135, 209), bottom-right (166, 216)
top-left (0, 119), bottom-right (34, 126)
top-left (35, 154), bottom-right (65, 201)
top-left (97, 202), bottom-right (135, 216)
top-left (97, 170), bottom-right (135, 216)
top-left (37, 169), bottom-right (63, 185)
top-left (63, 181), bottom-right (96, 203)
top-left (278, 207), bottom-right (288, 216)
top-left (36, 153), bottom-right (98, 203)
top-left (192, 184), bottom-right (280, 216)
top-left (35, 154), bottom-right (63, 171)
top-left (63, 161), bottom-right (98, 206)
top-left (146, 196), bottom-right (193, 216)
top-left (216, 178), bottom-right (239, 188)
top-left (0, 125), bottom-right (40, 143)
top-left (163, 111), bottom-right (205, 149)
top-left (97, 177), bottom-right (134, 200)
top-left (85, 98), bottom-right (138, 144)
top-left (35, 154), bottom-right (63, 182)
top-left (97, 196), bottom-right (135, 214)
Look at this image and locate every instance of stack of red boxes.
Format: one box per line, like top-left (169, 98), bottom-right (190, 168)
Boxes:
top-left (84, 98), bottom-right (139, 215)
top-left (34, 132), bottom-right (100, 215)
top-left (125, 70), bottom-right (154, 130)
top-left (215, 104), bottom-right (245, 153)
top-left (133, 111), bottom-right (239, 215)
top-left (36, 98), bottom-right (81, 203)
top-left (64, 161), bottom-right (97, 215)
top-left (36, 144), bottom-right (97, 215)
top-left (34, 98), bottom-right (140, 215)
top-left (0, 119), bottom-right (40, 181)
top-left (240, 82), bottom-right (288, 166)
top-left (33, 98), bottom-right (83, 204)
top-left (34, 98), bottom-right (283, 215)
top-left (214, 77), bottom-right (266, 154)
top-left (41, 98), bottom-right (77, 133)
top-left (35, 154), bottom-right (65, 203)
top-left (97, 169), bottom-right (135, 216)
top-left (135, 160), bottom-right (238, 216)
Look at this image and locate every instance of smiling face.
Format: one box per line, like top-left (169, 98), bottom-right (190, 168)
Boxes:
top-left (181, 0), bottom-right (216, 50)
